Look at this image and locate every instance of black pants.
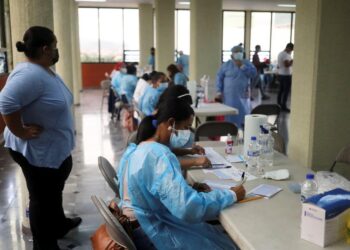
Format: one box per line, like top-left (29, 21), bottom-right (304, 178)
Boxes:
top-left (9, 149), bottom-right (72, 250)
top-left (277, 75), bottom-right (292, 109)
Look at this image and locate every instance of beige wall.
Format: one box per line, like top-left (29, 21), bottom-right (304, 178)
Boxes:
top-left (290, 0), bottom-right (350, 178)
top-left (189, 0), bottom-right (222, 83)
top-left (154, 0), bottom-right (175, 72)
top-left (139, 3), bottom-right (154, 68)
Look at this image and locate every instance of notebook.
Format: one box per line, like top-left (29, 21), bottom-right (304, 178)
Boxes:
top-left (249, 184), bottom-right (282, 198)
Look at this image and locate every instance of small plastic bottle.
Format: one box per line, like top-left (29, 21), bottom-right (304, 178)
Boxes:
top-left (225, 133), bottom-right (233, 154)
top-left (246, 136), bottom-right (261, 175)
top-left (301, 173), bottom-right (318, 202)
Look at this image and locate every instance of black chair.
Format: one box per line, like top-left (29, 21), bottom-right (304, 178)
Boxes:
top-left (251, 104), bottom-right (281, 128)
top-left (194, 121), bottom-right (238, 141)
top-left (330, 145), bottom-right (350, 172)
top-left (98, 156), bottom-right (120, 197)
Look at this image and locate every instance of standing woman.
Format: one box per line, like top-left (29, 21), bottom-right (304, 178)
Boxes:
top-left (0, 26), bottom-right (81, 250)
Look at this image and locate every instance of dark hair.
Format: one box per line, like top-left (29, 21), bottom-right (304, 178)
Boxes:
top-left (16, 26), bottom-right (55, 59)
top-left (286, 43), bottom-right (294, 50)
top-left (255, 45), bottom-right (261, 50)
top-left (136, 99), bottom-right (194, 144)
top-left (126, 65), bottom-right (137, 75)
top-left (151, 72), bottom-right (165, 84)
top-left (157, 85), bottom-right (193, 108)
top-left (167, 64), bottom-right (180, 79)
top-left (141, 73), bottom-right (150, 81)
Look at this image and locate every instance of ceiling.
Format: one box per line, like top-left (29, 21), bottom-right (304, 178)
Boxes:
top-left (76, 0), bottom-right (296, 11)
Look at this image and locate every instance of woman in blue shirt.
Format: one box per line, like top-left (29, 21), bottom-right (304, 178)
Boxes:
top-left (117, 99), bottom-right (245, 249)
top-left (0, 26), bottom-right (81, 250)
top-left (120, 64), bottom-right (138, 104)
top-left (167, 64), bottom-right (188, 87)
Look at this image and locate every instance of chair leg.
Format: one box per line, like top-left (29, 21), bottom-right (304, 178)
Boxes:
top-left (329, 161), bottom-right (337, 172)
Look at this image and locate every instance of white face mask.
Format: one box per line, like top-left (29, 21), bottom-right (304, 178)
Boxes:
top-left (233, 52), bottom-right (244, 61)
top-left (120, 68), bottom-right (127, 74)
top-left (169, 128), bottom-right (192, 148)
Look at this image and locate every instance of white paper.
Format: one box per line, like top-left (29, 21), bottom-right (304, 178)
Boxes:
top-left (204, 147), bottom-right (232, 166)
top-left (203, 179), bottom-right (237, 190)
top-left (249, 184), bottom-right (282, 198)
top-left (203, 167), bottom-right (257, 181)
top-left (225, 155), bottom-right (244, 163)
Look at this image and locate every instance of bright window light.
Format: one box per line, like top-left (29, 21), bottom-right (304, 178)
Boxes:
top-left (178, 1), bottom-right (190, 5)
top-left (277, 4), bottom-right (296, 8)
top-left (76, 0), bottom-right (106, 2)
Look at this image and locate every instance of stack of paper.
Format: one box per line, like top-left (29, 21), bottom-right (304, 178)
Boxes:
top-left (203, 179), bottom-right (237, 190)
top-left (249, 184), bottom-right (282, 198)
top-left (204, 147), bottom-right (232, 167)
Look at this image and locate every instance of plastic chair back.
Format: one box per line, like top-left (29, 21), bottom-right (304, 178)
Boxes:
top-left (98, 156), bottom-right (120, 197)
top-left (194, 121), bottom-right (238, 141)
top-left (251, 104), bottom-right (281, 126)
top-left (330, 144), bottom-right (350, 172)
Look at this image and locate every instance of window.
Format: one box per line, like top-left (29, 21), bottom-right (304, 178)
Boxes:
top-left (271, 13), bottom-right (292, 63)
top-left (175, 9), bottom-right (190, 55)
top-left (222, 11), bottom-right (245, 62)
top-left (78, 8), bottom-right (139, 63)
top-left (250, 12), bottom-right (271, 61)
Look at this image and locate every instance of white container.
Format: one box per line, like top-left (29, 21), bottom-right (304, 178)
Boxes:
top-left (244, 114), bottom-right (267, 157)
top-left (301, 173), bottom-right (318, 202)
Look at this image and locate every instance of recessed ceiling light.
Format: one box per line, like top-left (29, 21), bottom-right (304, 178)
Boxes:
top-left (277, 4), bottom-right (296, 8)
top-left (178, 1), bottom-right (190, 5)
top-left (76, 0), bottom-right (106, 2)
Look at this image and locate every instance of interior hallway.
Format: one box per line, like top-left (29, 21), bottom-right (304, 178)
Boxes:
top-left (0, 88), bottom-right (289, 249)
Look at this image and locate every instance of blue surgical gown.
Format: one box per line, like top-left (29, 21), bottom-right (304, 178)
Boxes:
top-left (174, 72), bottom-right (188, 87)
top-left (177, 54), bottom-right (190, 77)
top-left (117, 142), bottom-right (237, 250)
top-left (111, 71), bottom-right (124, 96)
top-left (138, 85), bottom-right (165, 116)
top-left (120, 74), bottom-right (138, 103)
top-left (216, 59), bottom-right (257, 128)
top-left (148, 55), bottom-right (155, 69)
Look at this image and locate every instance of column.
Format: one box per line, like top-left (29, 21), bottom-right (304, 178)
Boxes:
top-left (53, 0), bottom-right (73, 92)
top-left (189, 0), bottom-right (222, 82)
top-left (4, 0), bottom-right (13, 71)
top-left (9, 0), bottom-right (53, 65)
top-left (154, 0), bottom-right (175, 72)
top-left (139, 3), bottom-right (154, 68)
top-left (70, 0), bottom-right (81, 104)
top-left (244, 11), bottom-right (252, 59)
top-left (289, 0), bottom-right (350, 177)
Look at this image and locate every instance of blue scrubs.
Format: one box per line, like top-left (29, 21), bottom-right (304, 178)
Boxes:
top-left (216, 59), bottom-right (257, 128)
top-left (177, 54), bottom-right (190, 77)
top-left (117, 142), bottom-right (237, 250)
top-left (174, 72), bottom-right (188, 87)
top-left (111, 71), bottom-right (125, 96)
top-left (148, 55), bottom-right (155, 69)
top-left (138, 85), bottom-right (165, 116)
top-left (120, 74), bottom-right (138, 103)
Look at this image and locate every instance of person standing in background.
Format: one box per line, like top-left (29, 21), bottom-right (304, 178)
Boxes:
top-left (216, 45), bottom-right (257, 128)
top-left (176, 50), bottom-right (189, 77)
top-left (0, 26), bottom-right (81, 250)
top-left (277, 43), bottom-right (294, 112)
top-left (252, 45), bottom-right (270, 100)
top-left (148, 47), bottom-right (155, 71)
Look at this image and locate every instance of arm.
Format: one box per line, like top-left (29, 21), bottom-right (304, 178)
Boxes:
top-left (240, 61), bottom-right (257, 79)
top-left (284, 59), bottom-right (293, 67)
top-left (216, 64), bottom-right (225, 93)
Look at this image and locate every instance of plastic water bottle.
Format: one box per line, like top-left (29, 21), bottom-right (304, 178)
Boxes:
top-left (258, 125), bottom-right (274, 168)
top-left (301, 173), bottom-right (318, 202)
top-left (225, 133), bottom-right (233, 154)
top-left (246, 136), bottom-right (261, 175)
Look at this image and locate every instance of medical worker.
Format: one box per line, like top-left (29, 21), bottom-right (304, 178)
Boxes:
top-left (120, 65), bottom-right (138, 103)
top-left (138, 72), bottom-right (167, 116)
top-left (216, 45), bottom-right (257, 128)
top-left (148, 47), bottom-right (155, 71)
top-left (117, 99), bottom-right (245, 250)
top-left (176, 50), bottom-right (189, 77)
top-left (111, 63), bottom-right (126, 96)
top-left (133, 73), bottom-right (151, 104)
top-left (167, 64), bottom-right (188, 87)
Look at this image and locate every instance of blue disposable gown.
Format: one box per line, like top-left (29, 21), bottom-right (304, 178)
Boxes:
top-left (216, 59), bottom-right (257, 128)
top-left (148, 55), bottom-right (155, 68)
top-left (177, 54), bottom-right (190, 77)
top-left (174, 72), bottom-right (188, 87)
top-left (138, 85), bottom-right (165, 116)
top-left (120, 74), bottom-right (138, 103)
top-left (111, 71), bottom-right (124, 96)
top-left (117, 142), bottom-right (237, 250)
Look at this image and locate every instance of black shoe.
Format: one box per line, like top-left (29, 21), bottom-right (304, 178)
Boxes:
top-left (57, 217), bottom-right (82, 238)
top-left (262, 95), bottom-right (270, 100)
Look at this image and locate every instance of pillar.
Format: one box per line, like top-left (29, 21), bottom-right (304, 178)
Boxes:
top-left (4, 0), bottom-right (13, 71)
top-left (289, 0), bottom-right (350, 178)
top-left (53, 0), bottom-right (73, 92)
top-left (139, 3), bottom-right (154, 68)
top-left (9, 0), bottom-right (53, 65)
top-left (8, 0), bottom-right (53, 234)
top-left (70, 0), bottom-right (81, 104)
top-left (154, 0), bottom-right (175, 72)
top-left (244, 11), bottom-right (251, 60)
top-left (189, 0), bottom-right (222, 82)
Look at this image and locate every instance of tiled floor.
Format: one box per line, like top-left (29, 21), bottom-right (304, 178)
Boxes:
top-left (0, 88), bottom-right (289, 250)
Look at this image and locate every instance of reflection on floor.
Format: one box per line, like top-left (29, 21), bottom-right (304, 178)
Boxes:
top-left (0, 88), bottom-right (290, 249)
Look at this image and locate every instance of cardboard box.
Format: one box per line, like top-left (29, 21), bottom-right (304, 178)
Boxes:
top-left (301, 203), bottom-right (350, 247)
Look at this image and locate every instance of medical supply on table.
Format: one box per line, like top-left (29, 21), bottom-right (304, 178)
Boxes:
top-left (301, 173), bottom-right (318, 202)
top-left (263, 169), bottom-right (290, 180)
top-left (249, 184), bottom-right (282, 198)
top-left (244, 114), bottom-right (267, 157)
top-left (315, 171), bottom-right (350, 193)
top-left (288, 182), bottom-right (301, 194)
top-left (246, 136), bottom-right (263, 176)
top-left (225, 133), bottom-right (234, 154)
top-left (258, 125), bottom-right (274, 168)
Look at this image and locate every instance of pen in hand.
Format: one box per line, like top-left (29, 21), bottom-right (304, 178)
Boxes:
top-left (238, 171), bottom-right (246, 186)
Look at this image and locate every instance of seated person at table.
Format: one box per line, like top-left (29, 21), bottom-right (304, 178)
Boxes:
top-left (111, 62), bottom-right (126, 96)
top-left (120, 64), bottom-right (138, 103)
top-left (133, 73), bottom-right (151, 104)
top-left (167, 64), bottom-right (188, 87)
top-left (117, 99), bottom-right (245, 250)
top-left (138, 72), bottom-right (167, 116)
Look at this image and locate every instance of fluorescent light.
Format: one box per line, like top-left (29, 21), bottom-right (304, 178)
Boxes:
top-left (278, 4), bottom-right (296, 8)
top-left (76, 0), bottom-right (106, 2)
top-left (178, 1), bottom-right (190, 5)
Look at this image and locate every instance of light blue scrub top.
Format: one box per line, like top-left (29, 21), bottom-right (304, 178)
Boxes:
top-left (0, 62), bottom-right (75, 168)
top-left (148, 55), bottom-right (155, 69)
top-left (117, 142), bottom-right (237, 250)
top-left (138, 85), bottom-right (165, 116)
top-left (120, 74), bottom-right (138, 103)
top-left (174, 72), bottom-right (188, 87)
top-left (177, 54), bottom-right (189, 77)
top-left (111, 71), bottom-right (124, 96)
top-left (216, 59), bottom-right (257, 128)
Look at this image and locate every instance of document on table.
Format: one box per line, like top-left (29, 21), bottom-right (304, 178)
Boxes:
top-left (203, 147), bottom-right (232, 167)
top-left (203, 167), bottom-right (257, 182)
top-left (203, 179), bottom-right (237, 190)
top-left (249, 184), bottom-right (282, 198)
top-left (225, 154), bottom-right (244, 163)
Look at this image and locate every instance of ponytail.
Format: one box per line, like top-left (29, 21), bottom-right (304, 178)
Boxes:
top-left (136, 116), bottom-right (157, 144)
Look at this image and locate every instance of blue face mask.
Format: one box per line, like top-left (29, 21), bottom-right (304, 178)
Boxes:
top-left (170, 129), bottom-right (192, 148)
top-left (182, 132), bottom-right (195, 148)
